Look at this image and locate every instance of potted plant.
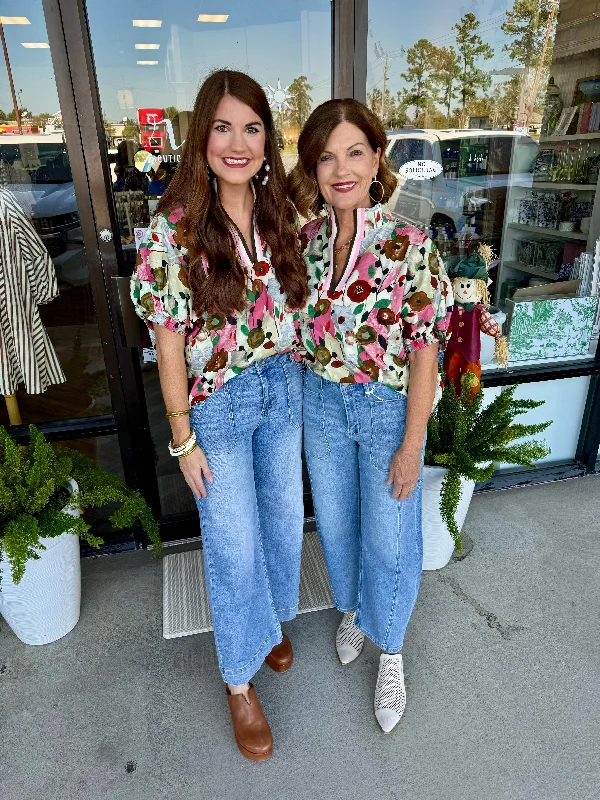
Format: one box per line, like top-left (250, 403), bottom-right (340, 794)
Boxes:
top-left (422, 374), bottom-right (551, 569)
top-left (0, 425), bottom-right (161, 644)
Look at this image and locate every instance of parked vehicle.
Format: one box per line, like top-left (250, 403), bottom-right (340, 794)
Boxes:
top-left (384, 129), bottom-right (537, 245)
top-left (0, 132), bottom-right (79, 258)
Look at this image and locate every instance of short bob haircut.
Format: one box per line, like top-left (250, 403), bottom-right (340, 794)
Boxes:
top-left (288, 99), bottom-right (398, 219)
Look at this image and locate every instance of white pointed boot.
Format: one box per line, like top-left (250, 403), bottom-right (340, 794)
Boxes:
top-left (374, 652), bottom-right (406, 733)
top-left (335, 611), bottom-right (365, 665)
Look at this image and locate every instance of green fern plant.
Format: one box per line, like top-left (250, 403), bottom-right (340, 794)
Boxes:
top-left (0, 425), bottom-right (162, 587)
top-left (426, 375), bottom-right (551, 550)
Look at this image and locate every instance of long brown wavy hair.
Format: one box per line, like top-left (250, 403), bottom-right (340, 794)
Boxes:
top-left (157, 70), bottom-right (308, 315)
top-left (288, 99), bottom-right (398, 219)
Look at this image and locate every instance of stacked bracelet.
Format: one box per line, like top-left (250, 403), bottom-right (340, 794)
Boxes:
top-left (165, 409), bottom-right (190, 419)
top-left (168, 430), bottom-right (197, 458)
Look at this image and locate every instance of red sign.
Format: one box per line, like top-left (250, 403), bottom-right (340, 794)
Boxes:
top-left (138, 108), bottom-right (164, 127)
top-left (141, 130), bottom-right (165, 151)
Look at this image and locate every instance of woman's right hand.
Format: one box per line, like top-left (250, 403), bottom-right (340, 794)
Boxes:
top-left (178, 445), bottom-right (213, 499)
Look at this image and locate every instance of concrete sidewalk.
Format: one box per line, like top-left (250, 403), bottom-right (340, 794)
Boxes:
top-left (2, 476), bottom-right (599, 800)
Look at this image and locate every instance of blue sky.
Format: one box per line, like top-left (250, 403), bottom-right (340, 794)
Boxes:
top-left (2, 0), bottom-right (525, 118)
top-left (367, 0), bottom-right (517, 99)
top-left (0, 0), bottom-right (331, 117)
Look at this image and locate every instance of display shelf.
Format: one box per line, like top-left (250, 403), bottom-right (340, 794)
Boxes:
top-left (502, 261), bottom-right (559, 280)
top-left (507, 223), bottom-right (587, 240)
top-left (531, 182), bottom-right (597, 191)
top-left (539, 132), bottom-right (600, 143)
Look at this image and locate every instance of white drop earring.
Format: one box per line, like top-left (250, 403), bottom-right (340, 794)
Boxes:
top-left (262, 163), bottom-right (270, 186)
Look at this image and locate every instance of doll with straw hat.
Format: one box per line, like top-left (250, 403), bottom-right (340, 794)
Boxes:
top-left (443, 243), bottom-right (508, 401)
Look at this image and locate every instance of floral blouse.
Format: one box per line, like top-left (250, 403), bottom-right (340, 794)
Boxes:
top-left (130, 207), bottom-right (301, 405)
top-left (299, 204), bottom-right (453, 396)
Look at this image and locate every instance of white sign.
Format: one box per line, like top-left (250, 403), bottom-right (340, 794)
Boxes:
top-left (134, 227), bottom-right (148, 250)
top-left (398, 159), bottom-right (443, 180)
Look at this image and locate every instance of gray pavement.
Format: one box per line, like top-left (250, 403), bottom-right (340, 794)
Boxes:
top-left (2, 475), bottom-right (600, 800)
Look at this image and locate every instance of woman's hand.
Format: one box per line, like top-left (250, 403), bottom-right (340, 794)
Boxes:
top-left (386, 445), bottom-right (422, 502)
top-left (178, 446), bottom-right (213, 499)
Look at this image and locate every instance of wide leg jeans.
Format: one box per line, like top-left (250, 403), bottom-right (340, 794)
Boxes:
top-left (190, 353), bottom-right (304, 684)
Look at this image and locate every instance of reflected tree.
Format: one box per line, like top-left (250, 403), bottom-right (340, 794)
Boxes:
top-left (431, 46), bottom-right (462, 124)
top-left (454, 13), bottom-right (494, 125)
top-left (502, 0), bottom-right (558, 124)
top-left (285, 76), bottom-right (313, 130)
top-left (400, 39), bottom-right (438, 126)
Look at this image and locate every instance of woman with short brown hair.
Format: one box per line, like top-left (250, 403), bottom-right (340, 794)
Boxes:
top-left (289, 99), bottom-right (452, 733)
top-left (132, 70), bottom-right (308, 761)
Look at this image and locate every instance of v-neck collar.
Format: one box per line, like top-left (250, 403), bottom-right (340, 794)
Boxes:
top-left (221, 181), bottom-right (262, 270)
top-left (323, 203), bottom-right (386, 294)
top-left (227, 211), bottom-right (260, 269)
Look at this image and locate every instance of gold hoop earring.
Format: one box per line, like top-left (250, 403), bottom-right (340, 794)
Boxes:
top-left (369, 178), bottom-right (384, 203)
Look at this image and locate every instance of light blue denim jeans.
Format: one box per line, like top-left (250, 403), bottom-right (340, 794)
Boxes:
top-left (303, 368), bottom-right (423, 654)
top-left (190, 353), bottom-right (304, 685)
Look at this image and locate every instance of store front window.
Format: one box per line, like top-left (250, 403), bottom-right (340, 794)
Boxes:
top-left (0, 2), bottom-right (117, 445)
top-left (368, 0), bottom-right (600, 373)
top-left (86, 1), bottom-right (332, 515)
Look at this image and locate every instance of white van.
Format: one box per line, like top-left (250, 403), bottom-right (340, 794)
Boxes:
top-left (384, 128), bottom-right (537, 241)
top-left (0, 132), bottom-right (78, 257)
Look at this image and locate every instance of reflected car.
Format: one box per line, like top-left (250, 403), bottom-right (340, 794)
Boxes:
top-left (384, 128), bottom-right (538, 242)
top-left (0, 132), bottom-right (79, 258)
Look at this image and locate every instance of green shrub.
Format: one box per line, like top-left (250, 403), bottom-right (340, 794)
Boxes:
top-left (0, 425), bottom-right (161, 586)
top-left (426, 375), bottom-right (551, 549)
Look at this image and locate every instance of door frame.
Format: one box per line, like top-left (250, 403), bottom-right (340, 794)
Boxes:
top-left (41, 0), bottom-right (160, 517)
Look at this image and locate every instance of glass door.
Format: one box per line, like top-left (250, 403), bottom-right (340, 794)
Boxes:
top-left (0, 4), bottom-right (130, 481)
top-left (84, 1), bottom-right (333, 519)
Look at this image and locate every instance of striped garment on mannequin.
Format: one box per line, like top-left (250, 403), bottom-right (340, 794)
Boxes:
top-left (0, 188), bottom-right (65, 395)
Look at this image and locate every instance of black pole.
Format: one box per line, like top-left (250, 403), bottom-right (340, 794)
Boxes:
top-left (0, 23), bottom-right (23, 134)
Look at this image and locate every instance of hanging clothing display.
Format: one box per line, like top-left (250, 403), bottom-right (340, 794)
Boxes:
top-left (0, 187), bottom-right (66, 395)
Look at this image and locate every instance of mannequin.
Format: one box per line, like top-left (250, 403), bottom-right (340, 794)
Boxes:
top-left (0, 187), bottom-right (65, 417)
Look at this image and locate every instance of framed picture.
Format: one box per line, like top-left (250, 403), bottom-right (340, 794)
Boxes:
top-left (553, 106), bottom-right (578, 136)
top-left (572, 75), bottom-right (600, 105)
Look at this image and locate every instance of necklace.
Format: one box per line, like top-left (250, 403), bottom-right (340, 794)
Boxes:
top-left (334, 239), bottom-right (352, 255)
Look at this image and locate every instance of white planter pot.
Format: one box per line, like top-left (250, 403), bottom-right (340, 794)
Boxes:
top-left (0, 479), bottom-right (82, 645)
top-left (422, 466), bottom-right (476, 571)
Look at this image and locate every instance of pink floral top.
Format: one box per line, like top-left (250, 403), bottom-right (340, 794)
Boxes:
top-left (299, 204), bottom-right (453, 396)
top-left (130, 207), bottom-right (302, 405)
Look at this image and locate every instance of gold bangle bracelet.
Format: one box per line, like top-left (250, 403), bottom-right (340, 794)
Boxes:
top-left (169, 431), bottom-right (195, 450)
top-left (165, 410), bottom-right (190, 419)
top-left (177, 442), bottom-right (198, 459)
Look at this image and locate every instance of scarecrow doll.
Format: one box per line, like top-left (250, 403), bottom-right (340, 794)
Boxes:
top-left (444, 244), bottom-right (508, 401)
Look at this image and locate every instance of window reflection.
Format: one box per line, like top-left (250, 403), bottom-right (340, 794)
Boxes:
top-left (0, 1), bottom-right (112, 427)
top-left (369, 0), bottom-right (600, 367)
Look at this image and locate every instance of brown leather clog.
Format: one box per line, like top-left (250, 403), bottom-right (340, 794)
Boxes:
top-left (226, 684), bottom-right (273, 761)
top-left (264, 634), bottom-right (293, 673)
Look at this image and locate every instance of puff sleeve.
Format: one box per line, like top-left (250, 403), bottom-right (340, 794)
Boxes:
top-left (400, 238), bottom-right (453, 353)
top-left (130, 210), bottom-right (193, 336)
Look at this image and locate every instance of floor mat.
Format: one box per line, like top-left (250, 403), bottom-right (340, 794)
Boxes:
top-left (163, 530), bottom-right (334, 639)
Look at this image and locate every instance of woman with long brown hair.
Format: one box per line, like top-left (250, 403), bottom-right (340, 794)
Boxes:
top-left (131, 70), bottom-right (308, 761)
top-left (289, 100), bottom-right (452, 733)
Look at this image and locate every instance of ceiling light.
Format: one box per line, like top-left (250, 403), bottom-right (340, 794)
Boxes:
top-left (21, 42), bottom-right (50, 48)
top-left (132, 20), bottom-right (162, 27)
top-left (0, 16), bottom-right (31, 24)
top-left (137, 60), bottom-right (158, 65)
top-left (198, 14), bottom-right (229, 22)
top-left (135, 43), bottom-right (160, 49)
